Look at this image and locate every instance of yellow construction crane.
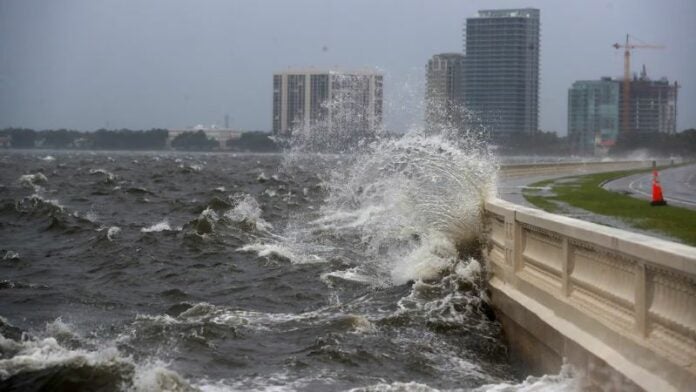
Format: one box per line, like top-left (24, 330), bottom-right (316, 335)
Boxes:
top-left (612, 34), bottom-right (664, 134)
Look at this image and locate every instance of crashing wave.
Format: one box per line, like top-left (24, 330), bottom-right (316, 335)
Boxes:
top-left (18, 173), bottom-right (48, 189)
top-left (269, 130), bottom-right (497, 285)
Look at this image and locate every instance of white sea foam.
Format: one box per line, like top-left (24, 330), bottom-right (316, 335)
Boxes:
top-left (82, 209), bottom-right (99, 222)
top-left (107, 226), bottom-right (121, 241)
top-left (224, 193), bottom-right (272, 232)
top-left (347, 381), bottom-right (440, 391)
top-left (0, 335), bottom-right (120, 381)
top-left (41, 155), bottom-right (55, 162)
top-left (200, 207), bottom-right (219, 221)
top-left (18, 173), bottom-right (48, 189)
top-left (89, 168), bottom-right (116, 182)
top-left (194, 366), bottom-right (373, 392)
top-left (26, 193), bottom-right (64, 212)
top-left (263, 188), bottom-right (277, 197)
top-left (390, 233), bottom-right (459, 285)
top-left (141, 219), bottom-right (178, 233)
top-left (475, 365), bottom-right (582, 392)
top-left (237, 242), bottom-right (324, 264)
top-left (321, 267), bottom-right (375, 285)
top-left (131, 361), bottom-right (194, 392)
top-left (45, 317), bottom-right (79, 341)
top-left (0, 330), bottom-right (194, 392)
top-left (131, 302), bottom-right (376, 339)
top-left (3, 250), bottom-right (20, 260)
top-left (346, 366), bottom-right (581, 392)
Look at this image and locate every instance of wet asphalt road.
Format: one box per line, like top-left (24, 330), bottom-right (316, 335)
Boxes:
top-left (603, 163), bottom-right (696, 210)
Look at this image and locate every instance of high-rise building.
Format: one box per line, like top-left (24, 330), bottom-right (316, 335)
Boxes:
top-left (567, 69), bottom-right (678, 155)
top-left (272, 69), bottom-right (383, 136)
top-left (425, 53), bottom-right (466, 129)
top-left (619, 68), bottom-right (678, 136)
top-left (463, 8), bottom-right (540, 139)
top-left (568, 78), bottom-right (620, 155)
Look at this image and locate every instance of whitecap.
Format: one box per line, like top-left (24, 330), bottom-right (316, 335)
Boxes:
top-left (474, 365), bottom-right (582, 392)
top-left (131, 361), bottom-right (194, 392)
top-left (106, 226), bottom-right (121, 241)
top-left (347, 381), bottom-right (440, 392)
top-left (238, 243), bottom-right (298, 262)
top-left (141, 220), bottom-right (177, 233)
top-left (26, 193), bottom-right (64, 212)
top-left (89, 168), bottom-right (116, 182)
top-left (18, 173), bottom-right (48, 189)
top-left (263, 188), bottom-right (277, 197)
top-left (3, 250), bottom-right (20, 261)
top-left (321, 268), bottom-right (374, 285)
top-left (224, 193), bottom-right (272, 232)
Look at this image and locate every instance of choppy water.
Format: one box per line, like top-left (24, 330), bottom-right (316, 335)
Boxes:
top-left (0, 134), bottom-right (579, 391)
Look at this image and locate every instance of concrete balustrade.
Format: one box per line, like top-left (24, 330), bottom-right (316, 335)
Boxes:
top-left (484, 197), bottom-right (696, 391)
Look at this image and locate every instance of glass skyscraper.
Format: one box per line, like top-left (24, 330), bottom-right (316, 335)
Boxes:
top-left (568, 78), bottom-right (620, 155)
top-left (463, 8), bottom-right (540, 139)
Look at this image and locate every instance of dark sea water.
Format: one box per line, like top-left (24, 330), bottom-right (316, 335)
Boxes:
top-left (0, 146), bottom-right (577, 391)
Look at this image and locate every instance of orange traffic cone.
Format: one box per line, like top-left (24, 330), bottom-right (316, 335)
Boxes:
top-left (651, 169), bottom-right (667, 206)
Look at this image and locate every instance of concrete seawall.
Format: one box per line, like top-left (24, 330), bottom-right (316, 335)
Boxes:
top-left (483, 198), bottom-right (696, 391)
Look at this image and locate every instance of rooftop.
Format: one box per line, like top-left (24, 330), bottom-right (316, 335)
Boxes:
top-left (274, 67), bottom-right (382, 76)
top-left (475, 8), bottom-right (539, 19)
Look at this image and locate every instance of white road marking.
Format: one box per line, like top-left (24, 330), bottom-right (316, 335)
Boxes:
top-left (626, 174), bottom-right (696, 207)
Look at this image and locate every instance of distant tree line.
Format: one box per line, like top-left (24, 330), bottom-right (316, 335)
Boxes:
top-left (226, 131), bottom-right (279, 152)
top-left (4, 126), bottom-right (692, 156)
top-left (495, 130), bottom-right (571, 156)
top-left (171, 131), bottom-right (219, 151)
top-left (610, 129), bottom-right (696, 157)
top-left (0, 128), bottom-right (280, 152)
top-left (497, 129), bottom-right (696, 157)
top-left (0, 128), bottom-right (170, 150)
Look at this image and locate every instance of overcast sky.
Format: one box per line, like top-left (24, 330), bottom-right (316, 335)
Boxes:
top-left (1, 0), bottom-right (694, 135)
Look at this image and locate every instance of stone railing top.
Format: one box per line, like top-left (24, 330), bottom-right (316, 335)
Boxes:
top-left (485, 197), bottom-right (696, 276)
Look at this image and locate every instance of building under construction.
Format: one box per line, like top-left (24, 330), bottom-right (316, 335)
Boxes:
top-left (620, 66), bottom-right (678, 136)
top-left (568, 67), bottom-right (678, 155)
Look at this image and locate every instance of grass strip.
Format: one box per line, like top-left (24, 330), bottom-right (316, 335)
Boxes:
top-left (522, 168), bottom-right (696, 246)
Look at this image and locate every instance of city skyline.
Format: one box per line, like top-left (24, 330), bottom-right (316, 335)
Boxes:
top-left (1, 0), bottom-right (694, 135)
